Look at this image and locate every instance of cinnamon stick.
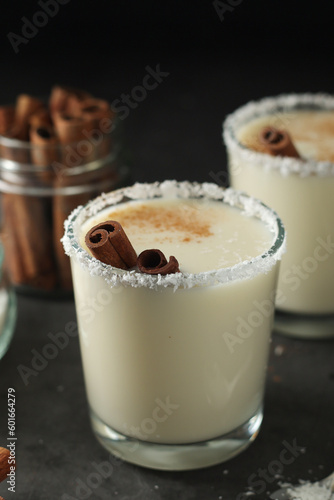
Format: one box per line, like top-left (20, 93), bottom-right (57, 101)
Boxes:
top-left (52, 112), bottom-right (86, 145)
top-left (85, 221), bottom-right (137, 269)
top-left (14, 94), bottom-right (44, 141)
top-left (259, 126), bottom-right (301, 158)
top-left (29, 108), bottom-right (53, 129)
top-left (49, 85), bottom-right (91, 116)
top-left (78, 98), bottom-right (115, 159)
top-left (30, 124), bottom-right (60, 190)
top-left (30, 125), bottom-right (59, 169)
top-left (137, 249), bottom-right (180, 275)
top-left (0, 105), bottom-right (15, 135)
top-left (2, 192), bottom-right (57, 289)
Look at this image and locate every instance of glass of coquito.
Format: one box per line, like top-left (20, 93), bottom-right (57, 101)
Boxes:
top-left (62, 180), bottom-right (285, 470)
top-left (223, 94), bottom-right (334, 339)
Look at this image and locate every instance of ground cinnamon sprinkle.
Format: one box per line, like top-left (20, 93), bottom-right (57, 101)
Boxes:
top-left (106, 203), bottom-right (213, 242)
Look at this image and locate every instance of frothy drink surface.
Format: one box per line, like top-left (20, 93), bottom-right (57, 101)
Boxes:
top-left (237, 111), bottom-right (334, 161)
top-left (81, 198), bottom-right (274, 273)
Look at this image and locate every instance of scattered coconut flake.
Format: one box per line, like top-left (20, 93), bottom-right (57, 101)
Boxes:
top-left (223, 93), bottom-right (334, 177)
top-left (274, 345), bottom-right (284, 356)
top-left (275, 474), bottom-right (334, 500)
top-left (286, 480), bottom-right (334, 500)
top-left (62, 181), bottom-right (286, 290)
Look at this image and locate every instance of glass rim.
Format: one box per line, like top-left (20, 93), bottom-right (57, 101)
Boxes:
top-left (0, 127), bottom-right (114, 150)
top-left (62, 180), bottom-right (286, 290)
top-left (0, 148), bottom-right (119, 176)
top-left (223, 92), bottom-right (334, 177)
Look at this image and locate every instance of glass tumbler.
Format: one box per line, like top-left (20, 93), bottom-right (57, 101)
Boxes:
top-left (224, 93), bottom-right (334, 339)
top-left (63, 181), bottom-right (285, 470)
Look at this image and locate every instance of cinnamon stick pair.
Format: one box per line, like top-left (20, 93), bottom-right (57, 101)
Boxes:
top-left (85, 221), bottom-right (180, 275)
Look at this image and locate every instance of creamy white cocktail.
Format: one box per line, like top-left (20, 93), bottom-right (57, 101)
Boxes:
top-left (223, 94), bottom-right (334, 338)
top-left (62, 181), bottom-right (285, 469)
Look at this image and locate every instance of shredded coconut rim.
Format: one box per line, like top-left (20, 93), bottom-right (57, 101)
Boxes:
top-left (223, 93), bottom-right (334, 177)
top-left (62, 181), bottom-right (286, 289)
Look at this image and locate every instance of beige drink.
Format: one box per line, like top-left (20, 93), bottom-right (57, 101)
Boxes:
top-left (223, 94), bottom-right (334, 338)
top-left (63, 181), bottom-right (285, 470)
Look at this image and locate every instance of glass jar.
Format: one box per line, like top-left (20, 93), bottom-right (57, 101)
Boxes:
top-left (0, 117), bottom-right (131, 296)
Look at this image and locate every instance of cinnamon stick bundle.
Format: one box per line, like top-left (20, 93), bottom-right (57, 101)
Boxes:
top-left (0, 86), bottom-right (118, 292)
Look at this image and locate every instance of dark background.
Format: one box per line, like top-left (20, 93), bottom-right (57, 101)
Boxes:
top-left (2, 0), bottom-right (334, 184)
top-left (1, 2), bottom-right (334, 499)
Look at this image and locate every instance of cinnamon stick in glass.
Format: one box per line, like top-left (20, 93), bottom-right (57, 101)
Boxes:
top-left (259, 126), bottom-right (301, 158)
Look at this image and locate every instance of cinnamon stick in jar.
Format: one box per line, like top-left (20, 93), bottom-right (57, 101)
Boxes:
top-left (78, 98), bottom-right (116, 159)
top-left (30, 124), bottom-right (59, 185)
top-left (52, 173), bottom-right (95, 290)
top-left (14, 94), bottom-right (44, 141)
top-left (2, 191), bottom-right (57, 290)
top-left (0, 106), bottom-right (15, 135)
top-left (29, 108), bottom-right (53, 129)
top-left (49, 85), bottom-right (92, 116)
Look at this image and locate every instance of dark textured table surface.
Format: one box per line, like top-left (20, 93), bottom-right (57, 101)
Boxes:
top-left (1, 2), bottom-right (334, 499)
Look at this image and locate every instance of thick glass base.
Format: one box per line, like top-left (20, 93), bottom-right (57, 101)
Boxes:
top-left (90, 406), bottom-right (263, 471)
top-left (274, 309), bottom-right (334, 340)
